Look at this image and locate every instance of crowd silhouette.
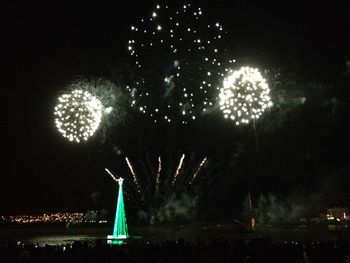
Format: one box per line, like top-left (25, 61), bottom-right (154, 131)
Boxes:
top-left (0, 236), bottom-right (349, 262)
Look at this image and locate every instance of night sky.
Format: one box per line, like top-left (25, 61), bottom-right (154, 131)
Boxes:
top-left (2, 1), bottom-right (350, 221)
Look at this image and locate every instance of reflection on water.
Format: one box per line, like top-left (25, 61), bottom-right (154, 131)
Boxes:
top-left (0, 224), bottom-right (348, 246)
top-left (107, 240), bottom-right (125, 245)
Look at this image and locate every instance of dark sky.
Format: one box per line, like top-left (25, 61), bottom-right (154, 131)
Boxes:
top-left (1, 1), bottom-right (350, 217)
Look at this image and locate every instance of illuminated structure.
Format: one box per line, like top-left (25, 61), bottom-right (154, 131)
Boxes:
top-left (107, 178), bottom-right (128, 240)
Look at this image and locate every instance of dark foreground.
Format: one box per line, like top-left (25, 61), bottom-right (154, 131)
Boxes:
top-left (1, 236), bottom-right (350, 263)
top-left (0, 224), bottom-right (349, 262)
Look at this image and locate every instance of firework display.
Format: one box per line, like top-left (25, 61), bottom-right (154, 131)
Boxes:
top-left (51, 3), bottom-right (277, 228)
top-left (127, 3), bottom-right (235, 124)
top-left (107, 153), bottom-right (211, 224)
top-left (53, 77), bottom-right (129, 143)
top-left (54, 89), bottom-right (103, 143)
top-left (219, 67), bottom-right (273, 125)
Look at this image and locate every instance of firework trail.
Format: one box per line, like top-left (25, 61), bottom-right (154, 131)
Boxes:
top-left (105, 168), bottom-right (118, 182)
top-left (172, 154), bottom-right (185, 186)
top-left (248, 192), bottom-right (256, 230)
top-left (105, 154), bottom-right (210, 220)
top-left (107, 152), bottom-right (224, 224)
top-left (125, 157), bottom-right (141, 191)
top-left (156, 156), bottom-right (162, 186)
top-left (189, 157), bottom-right (207, 184)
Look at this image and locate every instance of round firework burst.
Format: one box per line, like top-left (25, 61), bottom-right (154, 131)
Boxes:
top-left (126, 3), bottom-right (235, 124)
top-left (219, 66), bottom-right (273, 125)
top-left (54, 89), bottom-right (103, 143)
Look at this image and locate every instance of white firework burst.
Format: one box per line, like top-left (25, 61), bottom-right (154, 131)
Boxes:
top-left (219, 66), bottom-right (273, 125)
top-left (127, 3), bottom-right (235, 124)
top-left (54, 89), bottom-right (103, 143)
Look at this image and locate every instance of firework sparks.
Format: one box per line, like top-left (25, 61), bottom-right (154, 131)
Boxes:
top-left (54, 89), bottom-right (103, 143)
top-left (105, 168), bottom-right (119, 182)
top-left (53, 77), bottom-right (128, 143)
top-left (190, 157), bottom-right (207, 184)
top-left (172, 154), bottom-right (185, 186)
top-left (127, 3), bottom-right (235, 124)
top-left (219, 66), bottom-right (273, 125)
top-left (125, 157), bottom-right (141, 191)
